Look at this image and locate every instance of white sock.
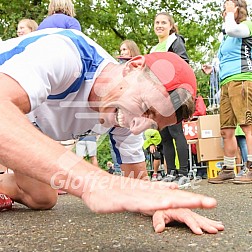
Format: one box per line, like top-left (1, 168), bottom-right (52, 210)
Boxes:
top-left (247, 154), bottom-right (252, 162)
top-left (224, 156), bottom-right (236, 169)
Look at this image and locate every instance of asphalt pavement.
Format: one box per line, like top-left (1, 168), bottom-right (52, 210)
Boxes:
top-left (1, 180), bottom-right (252, 252)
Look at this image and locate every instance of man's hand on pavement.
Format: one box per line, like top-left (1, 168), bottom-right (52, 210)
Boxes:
top-left (152, 208), bottom-right (224, 235)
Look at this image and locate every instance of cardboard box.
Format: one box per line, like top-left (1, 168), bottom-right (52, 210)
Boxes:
top-left (197, 114), bottom-right (221, 139)
top-left (196, 137), bottom-right (224, 162)
top-left (183, 120), bottom-right (198, 140)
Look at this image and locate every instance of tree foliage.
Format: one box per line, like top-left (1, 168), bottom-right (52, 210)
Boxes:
top-left (97, 134), bottom-right (112, 169)
top-left (0, 0), bottom-right (223, 99)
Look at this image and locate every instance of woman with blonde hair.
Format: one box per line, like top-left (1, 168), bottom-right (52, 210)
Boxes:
top-left (17, 19), bottom-right (38, 37)
top-left (38, 0), bottom-right (81, 31)
top-left (119, 39), bottom-right (141, 58)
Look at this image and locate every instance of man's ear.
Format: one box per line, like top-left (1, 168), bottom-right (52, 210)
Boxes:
top-left (122, 55), bottom-right (146, 77)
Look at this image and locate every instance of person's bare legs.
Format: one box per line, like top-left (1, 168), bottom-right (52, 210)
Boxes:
top-left (90, 156), bottom-right (99, 167)
top-left (208, 128), bottom-right (236, 184)
top-left (151, 159), bottom-right (161, 181)
top-left (0, 172), bottom-right (57, 209)
top-left (153, 159), bottom-right (160, 174)
top-left (120, 162), bottom-right (149, 180)
top-left (222, 128), bottom-right (237, 157)
top-left (233, 125), bottom-right (252, 183)
top-left (241, 125), bottom-right (252, 156)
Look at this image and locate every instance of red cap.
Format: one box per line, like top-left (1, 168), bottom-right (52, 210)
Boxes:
top-left (144, 52), bottom-right (196, 98)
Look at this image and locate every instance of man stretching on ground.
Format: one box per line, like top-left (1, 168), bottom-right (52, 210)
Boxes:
top-left (0, 28), bottom-right (224, 234)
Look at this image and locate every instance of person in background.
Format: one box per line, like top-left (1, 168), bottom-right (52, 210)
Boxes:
top-left (150, 12), bottom-right (190, 183)
top-left (202, 64), bottom-right (248, 178)
top-left (150, 12), bottom-right (189, 62)
top-left (207, 0), bottom-right (252, 184)
top-left (17, 19), bottom-right (38, 37)
top-left (76, 133), bottom-right (99, 166)
top-left (143, 129), bottom-right (167, 181)
top-left (235, 125), bottom-right (248, 176)
top-left (108, 139), bottom-right (121, 174)
top-left (190, 94), bottom-right (208, 178)
top-left (38, 0), bottom-right (81, 31)
top-left (119, 39), bottom-right (141, 59)
top-left (106, 161), bottom-right (115, 174)
top-left (110, 39), bottom-right (142, 174)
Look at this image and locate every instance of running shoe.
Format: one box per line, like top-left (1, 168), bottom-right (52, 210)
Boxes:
top-left (0, 194), bottom-right (12, 211)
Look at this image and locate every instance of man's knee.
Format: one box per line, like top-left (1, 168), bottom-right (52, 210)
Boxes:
top-left (29, 196), bottom-right (57, 210)
top-left (221, 128), bottom-right (235, 139)
top-left (25, 190), bottom-right (58, 210)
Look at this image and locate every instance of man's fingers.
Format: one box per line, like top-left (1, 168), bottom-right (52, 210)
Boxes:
top-left (191, 214), bottom-right (225, 234)
top-left (125, 184), bottom-right (217, 212)
top-left (152, 210), bottom-right (167, 233)
top-left (177, 210), bottom-right (205, 235)
top-left (152, 209), bottom-right (224, 235)
top-left (184, 215), bottom-right (224, 234)
top-left (129, 182), bottom-right (217, 212)
top-left (143, 180), bottom-right (216, 209)
top-left (152, 209), bottom-right (204, 234)
top-left (156, 191), bottom-right (217, 210)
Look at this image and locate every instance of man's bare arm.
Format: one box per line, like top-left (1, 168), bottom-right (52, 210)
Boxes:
top-left (0, 73), bottom-right (221, 221)
top-left (0, 73), bottom-right (95, 197)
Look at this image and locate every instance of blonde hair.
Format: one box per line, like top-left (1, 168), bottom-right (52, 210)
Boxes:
top-left (120, 40), bottom-right (141, 57)
top-left (154, 12), bottom-right (178, 35)
top-left (107, 161), bottom-right (113, 167)
top-left (48, 0), bottom-right (76, 17)
top-left (18, 19), bottom-right (38, 32)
